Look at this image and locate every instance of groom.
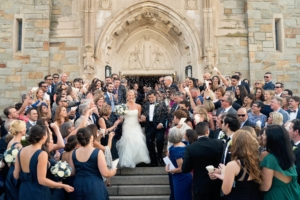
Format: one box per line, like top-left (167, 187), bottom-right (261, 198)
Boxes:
top-left (141, 90), bottom-right (168, 166)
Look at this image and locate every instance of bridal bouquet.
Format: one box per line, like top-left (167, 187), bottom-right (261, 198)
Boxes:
top-left (50, 161), bottom-right (72, 179)
top-left (4, 145), bottom-right (19, 164)
top-left (21, 135), bottom-right (30, 147)
top-left (114, 104), bottom-right (129, 117)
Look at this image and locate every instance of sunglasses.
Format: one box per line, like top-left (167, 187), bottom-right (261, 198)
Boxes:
top-left (238, 114), bottom-right (246, 117)
top-left (47, 78), bottom-right (53, 80)
top-left (220, 100), bottom-right (226, 102)
top-left (275, 86), bottom-right (281, 88)
top-left (264, 76), bottom-right (269, 78)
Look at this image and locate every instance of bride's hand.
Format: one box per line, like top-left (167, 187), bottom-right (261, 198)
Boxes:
top-left (108, 132), bottom-right (115, 139)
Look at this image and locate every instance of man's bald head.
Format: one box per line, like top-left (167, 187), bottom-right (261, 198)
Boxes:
top-left (203, 72), bottom-right (211, 81)
top-left (237, 108), bottom-right (248, 122)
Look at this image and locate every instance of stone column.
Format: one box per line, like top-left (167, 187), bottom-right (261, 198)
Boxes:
top-left (203, 0), bottom-right (214, 73)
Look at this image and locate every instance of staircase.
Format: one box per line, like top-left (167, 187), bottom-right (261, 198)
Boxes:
top-left (108, 167), bottom-right (170, 200)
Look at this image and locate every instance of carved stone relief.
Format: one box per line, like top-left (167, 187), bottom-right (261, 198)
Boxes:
top-left (123, 35), bottom-right (172, 70)
top-left (185, 0), bottom-right (198, 10)
top-left (99, 0), bottom-right (112, 10)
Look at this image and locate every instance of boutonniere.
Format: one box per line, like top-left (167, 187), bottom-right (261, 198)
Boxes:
top-left (155, 103), bottom-right (159, 107)
top-left (220, 133), bottom-right (226, 139)
top-left (293, 146), bottom-right (298, 151)
top-left (227, 140), bottom-right (232, 147)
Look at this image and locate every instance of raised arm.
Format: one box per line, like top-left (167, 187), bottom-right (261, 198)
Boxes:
top-left (50, 123), bottom-right (65, 151)
top-left (97, 150), bottom-right (117, 178)
top-left (216, 69), bottom-right (229, 87)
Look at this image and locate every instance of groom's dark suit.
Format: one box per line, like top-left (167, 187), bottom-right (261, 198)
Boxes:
top-left (142, 101), bottom-right (168, 166)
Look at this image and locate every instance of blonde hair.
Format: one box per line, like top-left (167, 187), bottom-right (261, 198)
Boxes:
top-left (34, 89), bottom-right (44, 102)
top-left (265, 90), bottom-right (275, 97)
top-left (9, 120), bottom-right (26, 136)
top-left (193, 106), bottom-right (209, 121)
top-left (127, 90), bottom-right (135, 97)
top-left (203, 100), bottom-right (215, 112)
top-left (269, 112), bottom-right (283, 125)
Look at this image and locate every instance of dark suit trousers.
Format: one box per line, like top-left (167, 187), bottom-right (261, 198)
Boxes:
top-left (145, 122), bottom-right (165, 162)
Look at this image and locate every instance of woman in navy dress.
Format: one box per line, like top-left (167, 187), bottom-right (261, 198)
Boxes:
top-left (5, 120), bottom-right (25, 200)
top-left (13, 125), bottom-right (74, 200)
top-left (69, 127), bottom-right (117, 200)
top-left (166, 128), bottom-right (192, 200)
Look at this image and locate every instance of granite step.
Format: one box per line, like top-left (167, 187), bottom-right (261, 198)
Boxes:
top-left (111, 175), bottom-right (169, 185)
top-left (108, 185), bottom-right (170, 196)
top-left (110, 195), bottom-right (169, 200)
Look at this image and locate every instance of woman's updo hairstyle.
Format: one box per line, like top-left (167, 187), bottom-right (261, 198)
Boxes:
top-left (28, 125), bottom-right (47, 144)
top-left (76, 127), bottom-right (92, 146)
top-left (64, 135), bottom-right (78, 152)
top-left (9, 120), bottom-right (26, 136)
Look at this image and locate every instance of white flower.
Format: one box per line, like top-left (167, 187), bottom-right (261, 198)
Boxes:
top-left (66, 169), bottom-right (71, 176)
top-left (11, 149), bottom-right (18, 158)
top-left (51, 167), bottom-right (58, 175)
top-left (60, 163), bottom-right (66, 170)
top-left (21, 136), bottom-right (26, 141)
top-left (5, 154), bottom-right (13, 163)
top-left (57, 171), bottom-right (64, 177)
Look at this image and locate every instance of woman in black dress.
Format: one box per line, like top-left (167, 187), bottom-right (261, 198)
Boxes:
top-left (215, 129), bottom-right (261, 199)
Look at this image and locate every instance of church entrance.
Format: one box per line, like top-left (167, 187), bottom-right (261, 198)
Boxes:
top-left (125, 75), bottom-right (162, 90)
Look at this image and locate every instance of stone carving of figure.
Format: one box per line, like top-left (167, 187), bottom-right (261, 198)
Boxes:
top-left (100, 0), bottom-right (112, 10)
top-left (141, 34), bottom-right (152, 69)
top-left (84, 63), bottom-right (95, 76)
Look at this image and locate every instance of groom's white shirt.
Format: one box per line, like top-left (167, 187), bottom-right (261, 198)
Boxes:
top-left (149, 104), bottom-right (155, 121)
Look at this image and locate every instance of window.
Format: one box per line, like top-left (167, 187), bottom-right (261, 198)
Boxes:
top-left (17, 19), bottom-right (22, 51)
top-left (273, 14), bottom-right (284, 52)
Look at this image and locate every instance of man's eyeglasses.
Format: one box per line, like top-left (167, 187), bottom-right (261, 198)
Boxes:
top-left (238, 114), bottom-right (246, 117)
top-left (47, 78), bottom-right (53, 80)
top-left (220, 100), bottom-right (226, 102)
top-left (53, 76), bottom-right (59, 79)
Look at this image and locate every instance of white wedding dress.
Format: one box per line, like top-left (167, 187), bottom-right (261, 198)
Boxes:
top-left (116, 109), bottom-right (151, 168)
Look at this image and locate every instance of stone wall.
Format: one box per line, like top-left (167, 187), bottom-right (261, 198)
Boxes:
top-left (0, 0), bottom-right (52, 112)
top-left (246, 0), bottom-right (300, 92)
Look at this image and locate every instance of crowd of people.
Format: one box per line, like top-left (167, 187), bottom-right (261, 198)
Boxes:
top-left (0, 69), bottom-right (300, 200)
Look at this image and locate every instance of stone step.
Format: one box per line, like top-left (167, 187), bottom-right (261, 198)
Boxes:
top-left (111, 175), bottom-right (169, 185)
top-left (117, 167), bottom-right (166, 175)
top-left (108, 185), bottom-right (171, 196)
top-left (110, 195), bottom-right (169, 200)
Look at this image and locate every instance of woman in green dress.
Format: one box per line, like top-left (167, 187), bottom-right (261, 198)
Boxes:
top-left (260, 125), bottom-right (300, 199)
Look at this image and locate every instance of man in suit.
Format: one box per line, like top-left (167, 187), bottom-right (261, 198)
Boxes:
top-left (141, 90), bottom-right (168, 166)
top-left (113, 78), bottom-right (127, 104)
top-left (199, 72), bottom-right (211, 92)
top-left (209, 114), bottom-right (240, 183)
top-left (216, 95), bottom-right (237, 116)
top-left (226, 75), bottom-right (250, 94)
top-left (288, 119), bottom-right (300, 185)
top-left (182, 122), bottom-right (223, 200)
top-left (270, 96), bottom-right (290, 124)
top-left (104, 82), bottom-right (117, 120)
top-left (44, 75), bottom-right (55, 104)
top-left (54, 73), bottom-right (69, 94)
top-left (209, 113), bottom-right (227, 140)
top-left (288, 96), bottom-right (300, 120)
top-left (214, 91), bottom-right (241, 111)
top-left (274, 82), bottom-right (284, 97)
top-left (263, 72), bottom-right (275, 90)
top-left (238, 108), bottom-right (255, 128)
top-left (168, 92), bottom-right (183, 127)
top-left (75, 102), bottom-right (93, 128)
top-left (133, 83), bottom-right (143, 105)
top-left (164, 76), bottom-right (178, 91)
top-left (26, 107), bottom-right (38, 134)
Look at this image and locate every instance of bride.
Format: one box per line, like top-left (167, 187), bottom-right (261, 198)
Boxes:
top-left (116, 90), bottom-right (151, 168)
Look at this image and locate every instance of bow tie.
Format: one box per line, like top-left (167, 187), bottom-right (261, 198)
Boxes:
top-left (290, 110), bottom-right (297, 113)
top-left (150, 102), bottom-right (156, 105)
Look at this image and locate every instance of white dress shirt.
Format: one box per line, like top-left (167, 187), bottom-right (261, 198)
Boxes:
top-left (149, 104), bottom-right (155, 121)
top-left (223, 134), bottom-right (234, 164)
top-left (289, 109), bottom-right (298, 120)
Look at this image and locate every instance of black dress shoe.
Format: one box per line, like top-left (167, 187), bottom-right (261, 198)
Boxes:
top-left (151, 162), bottom-right (158, 167)
top-left (158, 157), bottom-right (165, 166)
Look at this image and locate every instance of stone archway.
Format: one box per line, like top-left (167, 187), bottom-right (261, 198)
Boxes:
top-left (94, 1), bottom-right (204, 80)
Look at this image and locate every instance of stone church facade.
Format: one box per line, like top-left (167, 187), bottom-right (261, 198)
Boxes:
top-left (0, 0), bottom-right (299, 111)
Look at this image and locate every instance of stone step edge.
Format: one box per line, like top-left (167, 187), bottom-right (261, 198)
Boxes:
top-left (110, 196), bottom-right (169, 199)
top-left (109, 184), bottom-right (170, 188)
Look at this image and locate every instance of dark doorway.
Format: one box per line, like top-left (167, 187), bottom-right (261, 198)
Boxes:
top-left (125, 75), bottom-right (162, 90)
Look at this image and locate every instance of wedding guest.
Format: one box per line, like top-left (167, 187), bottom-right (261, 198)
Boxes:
top-left (238, 108), bottom-right (255, 128)
top-left (260, 125), bottom-right (300, 199)
top-left (281, 96), bottom-right (290, 111)
top-left (274, 82), bottom-right (284, 97)
top-left (248, 101), bottom-right (267, 128)
top-left (215, 129), bottom-right (261, 199)
top-left (257, 128), bottom-right (266, 153)
top-left (95, 95), bottom-right (106, 112)
top-left (61, 135), bottom-right (79, 200)
top-left (98, 104), bottom-right (121, 160)
top-left (211, 76), bottom-right (221, 91)
top-left (193, 106), bottom-right (214, 129)
top-left (14, 125), bottom-right (74, 200)
top-left (166, 127), bottom-right (192, 200)
top-left (5, 120), bottom-right (25, 200)
top-left (288, 119), bottom-right (300, 185)
top-left (253, 80), bottom-right (264, 91)
top-left (243, 94), bottom-right (255, 112)
top-left (54, 105), bottom-right (69, 127)
top-left (214, 86), bottom-right (225, 103)
top-left (33, 88), bottom-right (45, 103)
top-left (261, 90), bottom-right (274, 117)
top-left (37, 101), bottom-right (52, 121)
top-left (270, 97), bottom-right (290, 124)
top-left (224, 91), bottom-right (242, 111)
top-left (184, 129), bottom-right (197, 144)
top-left (215, 95), bottom-right (237, 116)
top-left (69, 127), bottom-right (117, 199)
top-left (287, 96), bottom-right (300, 120)
top-left (182, 122), bottom-right (223, 199)
top-left (235, 85), bottom-right (248, 106)
top-left (25, 107), bottom-right (38, 134)
top-left (254, 88), bottom-right (265, 101)
top-left (187, 77), bottom-right (197, 90)
top-left (267, 112), bottom-right (283, 126)
top-left (209, 113), bottom-right (228, 140)
top-left (262, 72), bottom-right (274, 90)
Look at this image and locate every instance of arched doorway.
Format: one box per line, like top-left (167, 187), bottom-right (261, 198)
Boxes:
top-left (94, 1), bottom-right (203, 81)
